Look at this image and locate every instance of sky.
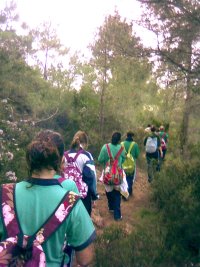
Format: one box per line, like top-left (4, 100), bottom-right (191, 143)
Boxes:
top-left (0, 0), bottom-right (156, 54)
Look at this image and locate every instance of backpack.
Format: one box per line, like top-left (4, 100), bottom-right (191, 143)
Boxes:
top-left (63, 150), bottom-right (88, 198)
top-left (122, 142), bottom-right (135, 175)
top-left (160, 133), bottom-right (167, 150)
top-left (103, 144), bottom-right (124, 186)
top-left (145, 136), bottom-right (158, 153)
top-left (0, 183), bottom-right (80, 267)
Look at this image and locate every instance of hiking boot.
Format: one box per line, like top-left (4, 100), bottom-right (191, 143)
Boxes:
top-left (122, 196), bottom-right (128, 201)
top-left (114, 216), bottom-right (122, 221)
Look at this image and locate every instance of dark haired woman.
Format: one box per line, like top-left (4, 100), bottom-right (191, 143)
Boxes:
top-left (98, 131), bottom-right (126, 221)
top-left (0, 130), bottom-right (96, 266)
top-left (121, 131), bottom-right (140, 197)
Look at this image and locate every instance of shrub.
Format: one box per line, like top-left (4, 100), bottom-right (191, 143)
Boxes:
top-left (94, 225), bottom-right (132, 267)
top-left (151, 160), bottom-right (200, 265)
top-left (95, 159), bottom-right (200, 267)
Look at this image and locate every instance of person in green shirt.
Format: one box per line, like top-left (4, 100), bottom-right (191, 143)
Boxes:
top-left (159, 125), bottom-right (169, 161)
top-left (98, 131), bottom-right (126, 221)
top-left (0, 130), bottom-right (96, 267)
top-left (121, 131), bottom-right (140, 197)
top-left (144, 126), bottom-right (162, 182)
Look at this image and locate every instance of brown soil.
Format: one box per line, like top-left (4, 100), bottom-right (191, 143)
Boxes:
top-left (92, 168), bottom-right (151, 234)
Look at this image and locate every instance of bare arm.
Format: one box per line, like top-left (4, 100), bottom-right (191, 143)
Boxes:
top-left (159, 146), bottom-right (163, 158)
top-left (75, 243), bottom-right (95, 266)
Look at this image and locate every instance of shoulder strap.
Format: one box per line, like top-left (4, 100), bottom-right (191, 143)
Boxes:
top-left (29, 191), bottom-right (80, 245)
top-left (115, 146), bottom-right (124, 160)
top-left (106, 144), bottom-right (123, 161)
top-left (65, 150), bottom-right (83, 162)
top-left (0, 183), bottom-right (20, 237)
top-left (64, 151), bottom-right (70, 161)
top-left (1, 184), bottom-right (80, 247)
top-left (106, 144), bottom-right (113, 161)
top-left (58, 176), bottom-right (66, 184)
top-left (121, 142), bottom-right (127, 153)
top-left (74, 149), bottom-right (83, 161)
top-left (128, 142), bottom-right (135, 154)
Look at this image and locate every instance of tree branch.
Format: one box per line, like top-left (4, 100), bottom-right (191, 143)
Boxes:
top-left (34, 108), bottom-right (59, 124)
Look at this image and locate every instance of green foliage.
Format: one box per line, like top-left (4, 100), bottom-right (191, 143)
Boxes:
top-left (0, 118), bottom-right (36, 184)
top-left (138, 0), bottom-right (200, 152)
top-left (95, 160), bottom-right (200, 267)
top-left (95, 226), bottom-right (132, 267)
top-left (0, 3), bottom-right (200, 266)
top-left (90, 11), bottom-right (161, 139)
top-left (151, 160), bottom-right (200, 265)
top-left (94, 212), bottom-right (169, 267)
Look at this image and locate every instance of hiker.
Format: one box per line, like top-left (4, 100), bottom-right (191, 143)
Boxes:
top-left (63, 130), bottom-right (99, 216)
top-left (144, 125), bottom-right (163, 182)
top-left (35, 129), bottom-right (81, 267)
top-left (35, 129), bottom-right (80, 193)
top-left (144, 124), bottom-right (152, 134)
top-left (0, 130), bottom-right (96, 266)
top-left (121, 131), bottom-right (140, 197)
top-left (98, 131), bottom-right (127, 221)
top-left (159, 125), bottom-right (169, 161)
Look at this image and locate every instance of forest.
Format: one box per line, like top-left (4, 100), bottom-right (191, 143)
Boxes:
top-left (0, 0), bottom-right (200, 266)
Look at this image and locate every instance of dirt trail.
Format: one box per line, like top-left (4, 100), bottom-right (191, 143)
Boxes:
top-left (72, 168), bottom-right (150, 267)
top-left (92, 168), bottom-right (151, 234)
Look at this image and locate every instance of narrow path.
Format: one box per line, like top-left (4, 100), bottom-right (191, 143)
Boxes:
top-left (92, 167), bottom-right (151, 234)
top-left (72, 168), bottom-right (150, 267)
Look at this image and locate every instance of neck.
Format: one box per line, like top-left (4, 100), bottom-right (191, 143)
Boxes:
top-left (80, 143), bottom-right (86, 149)
top-left (31, 169), bottom-right (56, 179)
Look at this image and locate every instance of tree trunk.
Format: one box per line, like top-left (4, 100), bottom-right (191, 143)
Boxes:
top-left (180, 43), bottom-right (192, 157)
top-left (43, 48), bottom-right (48, 80)
top-left (99, 49), bottom-right (107, 141)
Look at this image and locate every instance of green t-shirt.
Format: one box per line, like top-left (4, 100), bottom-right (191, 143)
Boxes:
top-left (159, 131), bottom-right (169, 143)
top-left (54, 174), bottom-right (80, 194)
top-left (98, 143), bottom-right (126, 168)
top-left (121, 140), bottom-right (140, 160)
top-left (0, 179), bottom-right (96, 267)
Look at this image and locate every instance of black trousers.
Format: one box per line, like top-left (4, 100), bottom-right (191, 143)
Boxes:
top-left (106, 190), bottom-right (121, 220)
top-left (82, 190), bottom-right (92, 216)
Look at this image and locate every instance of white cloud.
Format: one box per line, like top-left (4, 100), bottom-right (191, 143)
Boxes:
top-left (1, 0), bottom-right (156, 52)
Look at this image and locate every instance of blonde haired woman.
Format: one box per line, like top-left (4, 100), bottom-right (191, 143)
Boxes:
top-left (63, 131), bottom-right (99, 216)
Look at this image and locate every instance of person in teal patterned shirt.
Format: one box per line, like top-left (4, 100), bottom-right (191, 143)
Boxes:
top-left (0, 130), bottom-right (96, 267)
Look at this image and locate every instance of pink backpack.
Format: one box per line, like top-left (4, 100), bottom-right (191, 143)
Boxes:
top-left (63, 150), bottom-right (88, 198)
top-left (0, 183), bottom-right (80, 266)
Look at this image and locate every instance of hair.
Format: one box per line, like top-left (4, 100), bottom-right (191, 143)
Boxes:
top-left (151, 125), bottom-right (156, 132)
top-left (71, 131), bottom-right (88, 149)
top-left (159, 125), bottom-right (165, 131)
top-left (26, 130), bottom-right (64, 175)
top-left (35, 130), bottom-right (64, 157)
top-left (126, 131), bottom-right (134, 138)
top-left (111, 131), bottom-right (121, 145)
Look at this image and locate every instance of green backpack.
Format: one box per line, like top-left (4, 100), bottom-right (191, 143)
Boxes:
top-left (122, 142), bottom-right (135, 175)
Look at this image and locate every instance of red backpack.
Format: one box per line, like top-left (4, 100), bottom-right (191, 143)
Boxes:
top-left (103, 144), bottom-right (124, 186)
top-left (0, 183), bottom-right (80, 266)
top-left (161, 133), bottom-right (167, 150)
